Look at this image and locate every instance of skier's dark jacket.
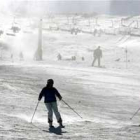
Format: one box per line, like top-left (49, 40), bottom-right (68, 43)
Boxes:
top-left (38, 87), bottom-right (62, 103)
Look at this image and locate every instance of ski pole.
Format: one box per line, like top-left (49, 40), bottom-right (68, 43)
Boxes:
top-left (30, 101), bottom-right (40, 123)
top-left (62, 99), bottom-right (83, 119)
top-left (130, 107), bottom-right (140, 120)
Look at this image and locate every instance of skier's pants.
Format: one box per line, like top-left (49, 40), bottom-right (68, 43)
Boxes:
top-left (92, 57), bottom-right (101, 67)
top-left (45, 102), bottom-right (62, 123)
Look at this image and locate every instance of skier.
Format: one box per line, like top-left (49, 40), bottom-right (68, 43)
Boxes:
top-left (11, 53), bottom-right (14, 62)
top-left (38, 79), bottom-right (64, 128)
top-left (93, 29), bottom-right (97, 36)
top-left (92, 46), bottom-right (102, 67)
top-left (19, 52), bottom-right (24, 61)
top-left (57, 53), bottom-right (62, 60)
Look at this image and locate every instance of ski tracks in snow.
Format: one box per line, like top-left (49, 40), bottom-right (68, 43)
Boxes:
top-left (0, 64), bottom-right (140, 139)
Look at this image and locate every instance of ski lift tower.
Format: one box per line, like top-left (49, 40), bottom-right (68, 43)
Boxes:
top-left (35, 19), bottom-right (43, 61)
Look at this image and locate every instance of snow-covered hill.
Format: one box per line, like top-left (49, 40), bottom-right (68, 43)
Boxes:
top-left (1, 14), bottom-right (140, 139)
top-left (0, 62), bottom-right (140, 139)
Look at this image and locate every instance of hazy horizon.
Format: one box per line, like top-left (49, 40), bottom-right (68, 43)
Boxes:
top-left (0, 0), bottom-right (140, 16)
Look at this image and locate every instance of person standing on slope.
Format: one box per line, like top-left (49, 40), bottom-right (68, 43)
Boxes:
top-left (38, 79), bottom-right (64, 128)
top-left (92, 46), bottom-right (102, 67)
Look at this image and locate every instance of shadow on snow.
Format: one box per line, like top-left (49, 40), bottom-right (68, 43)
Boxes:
top-left (43, 126), bottom-right (67, 135)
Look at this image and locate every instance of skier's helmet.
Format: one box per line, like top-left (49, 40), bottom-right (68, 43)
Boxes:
top-left (47, 79), bottom-right (54, 85)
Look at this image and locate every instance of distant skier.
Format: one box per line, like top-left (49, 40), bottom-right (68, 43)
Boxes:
top-left (72, 56), bottom-right (76, 60)
top-left (11, 53), bottom-right (14, 62)
top-left (81, 57), bottom-right (85, 61)
top-left (57, 53), bottom-right (62, 60)
top-left (93, 29), bottom-right (97, 36)
top-left (11, 54), bottom-right (13, 59)
top-left (92, 46), bottom-right (102, 67)
top-left (19, 52), bottom-right (24, 61)
top-left (38, 79), bottom-right (64, 128)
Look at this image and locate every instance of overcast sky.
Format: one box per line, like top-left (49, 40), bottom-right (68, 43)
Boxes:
top-left (0, 0), bottom-right (140, 16)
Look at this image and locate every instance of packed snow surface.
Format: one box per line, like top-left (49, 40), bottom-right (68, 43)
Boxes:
top-left (1, 14), bottom-right (140, 140)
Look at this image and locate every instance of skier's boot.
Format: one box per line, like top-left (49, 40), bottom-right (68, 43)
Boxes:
top-left (59, 122), bottom-right (65, 128)
top-left (49, 122), bottom-right (54, 128)
top-left (58, 118), bottom-right (65, 128)
top-left (48, 119), bottom-right (54, 128)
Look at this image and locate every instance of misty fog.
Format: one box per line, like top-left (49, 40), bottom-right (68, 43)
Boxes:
top-left (0, 0), bottom-right (139, 16)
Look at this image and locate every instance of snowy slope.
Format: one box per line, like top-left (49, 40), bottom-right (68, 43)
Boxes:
top-left (0, 14), bottom-right (140, 140)
top-left (0, 63), bottom-right (140, 140)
